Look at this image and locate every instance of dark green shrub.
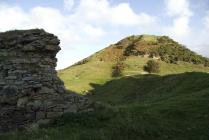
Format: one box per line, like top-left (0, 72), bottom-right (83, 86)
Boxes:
top-left (144, 60), bottom-right (160, 73)
top-left (112, 62), bottom-right (125, 77)
top-left (124, 44), bottom-right (136, 56)
top-left (204, 60), bottom-right (209, 67)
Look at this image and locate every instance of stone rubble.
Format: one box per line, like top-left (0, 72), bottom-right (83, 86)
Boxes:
top-left (0, 29), bottom-right (89, 132)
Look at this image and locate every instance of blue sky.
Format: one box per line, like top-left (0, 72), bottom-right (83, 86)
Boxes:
top-left (0, 0), bottom-right (209, 69)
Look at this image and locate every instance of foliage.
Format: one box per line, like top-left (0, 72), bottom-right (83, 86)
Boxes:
top-left (112, 62), bottom-right (125, 77)
top-left (124, 44), bottom-right (145, 56)
top-left (204, 60), bottom-right (209, 67)
top-left (122, 35), bottom-right (209, 66)
top-left (157, 43), bottom-right (209, 65)
top-left (144, 60), bottom-right (160, 73)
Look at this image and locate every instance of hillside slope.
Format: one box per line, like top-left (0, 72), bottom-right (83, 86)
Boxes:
top-left (58, 35), bottom-right (209, 93)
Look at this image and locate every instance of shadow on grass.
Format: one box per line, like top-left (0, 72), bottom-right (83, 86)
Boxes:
top-left (88, 72), bottom-right (209, 105)
top-left (43, 72), bottom-right (209, 140)
top-left (1, 72), bottom-right (209, 140)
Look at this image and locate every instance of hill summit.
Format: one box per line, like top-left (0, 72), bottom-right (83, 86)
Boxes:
top-left (88, 35), bottom-right (208, 66)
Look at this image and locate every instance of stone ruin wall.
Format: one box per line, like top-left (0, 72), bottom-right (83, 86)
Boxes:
top-left (0, 29), bottom-right (89, 131)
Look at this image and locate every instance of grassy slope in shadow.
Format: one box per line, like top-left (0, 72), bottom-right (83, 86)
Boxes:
top-left (1, 72), bottom-right (209, 140)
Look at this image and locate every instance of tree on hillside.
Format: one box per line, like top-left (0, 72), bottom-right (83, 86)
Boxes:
top-left (205, 60), bottom-right (209, 67)
top-left (144, 60), bottom-right (160, 73)
top-left (112, 62), bottom-right (125, 77)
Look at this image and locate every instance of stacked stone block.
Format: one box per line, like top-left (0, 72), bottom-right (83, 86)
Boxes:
top-left (0, 29), bottom-right (88, 131)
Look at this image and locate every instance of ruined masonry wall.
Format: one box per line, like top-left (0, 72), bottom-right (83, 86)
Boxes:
top-left (0, 29), bottom-right (88, 131)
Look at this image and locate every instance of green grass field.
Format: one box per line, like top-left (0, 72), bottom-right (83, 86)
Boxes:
top-left (1, 72), bottom-right (209, 140)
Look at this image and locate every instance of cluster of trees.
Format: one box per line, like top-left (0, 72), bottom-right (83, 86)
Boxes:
top-left (145, 36), bottom-right (209, 67)
top-left (123, 35), bottom-right (209, 67)
top-left (204, 60), bottom-right (209, 67)
top-left (156, 44), bottom-right (209, 66)
top-left (124, 44), bottom-right (145, 56)
top-left (112, 59), bottom-right (160, 77)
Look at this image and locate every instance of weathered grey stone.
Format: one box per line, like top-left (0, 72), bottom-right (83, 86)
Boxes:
top-left (5, 76), bottom-right (17, 80)
top-left (39, 87), bottom-right (54, 94)
top-left (0, 29), bottom-right (90, 132)
top-left (0, 86), bottom-right (18, 104)
top-left (22, 77), bottom-right (34, 81)
top-left (36, 111), bottom-right (46, 120)
top-left (36, 119), bottom-right (50, 126)
top-left (26, 123), bottom-right (39, 132)
top-left (25, 112), bottom-right (36, 120)
top-left (43, 100), bottom-right (57, 110)
top-left (17, 97), bottom-right (29, 108)
top-left (46, 111), bottom-right (63, 119)
top-left (46, 45), bottom-right (60, 51)
top-left (63, 104), bottom-right (78, 113)
top-left (27, 100), bottom-right (43, 111)
top-left (22, 45), bottom-right (36, 51)
top-left (0, 81), bottom-right (5, 85)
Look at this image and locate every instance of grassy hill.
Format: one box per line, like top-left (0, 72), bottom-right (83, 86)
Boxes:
top-left (1, 35), bottom-right (209, 140)
top-left (58, 35), bottom-right (209, 94)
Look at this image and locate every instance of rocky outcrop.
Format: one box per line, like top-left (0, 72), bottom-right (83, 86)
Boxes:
top-left (0, 29), bottom-right (89, 132)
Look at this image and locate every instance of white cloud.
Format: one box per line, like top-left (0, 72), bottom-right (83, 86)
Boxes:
top-left (0, 0), bottom-right (156, 69)
top-left (190, 12), bottom-right (209, 57)
top-left (83, 25), bottom-right (106, 40)
top-left (166, 16), bottom-right (191, 37)
top-left (110, 4), bottom-right (155, 26)
top-left (164, 0), bottom-right (192, 39)
top-left (64, 0), bottom-right (75, 10)
top-left (71, 0), bottom-right (155, 26)
top-left (163, 0), bottom-right (209, 56)
top-left (193, 44), bottom-right (209, 57)
top-left (165, 0), bottom-right (192, 17)
top-left (204, 11), bottom-right (209, 29)
top-left (0, 4), bottom-right (28, 30)
top-left (1, 0), bottom-right (208, 69)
